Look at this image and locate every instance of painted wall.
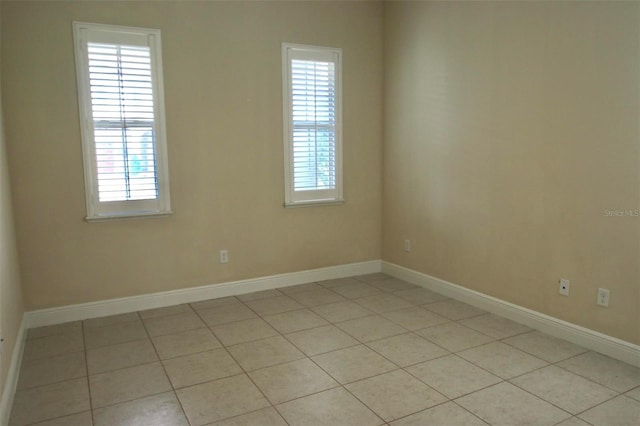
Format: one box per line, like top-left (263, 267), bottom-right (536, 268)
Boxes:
top-left (383, 1), bottom-right (639, 344)
top-left (0, 6), bottom-right (25, 403)
top-left (1, 1), bottom-right (383, 310)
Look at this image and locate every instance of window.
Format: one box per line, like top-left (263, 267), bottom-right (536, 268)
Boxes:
top-left (73, 22), bottom-right (171, 221)
top-left (282, 43), bottom-right (343, 206)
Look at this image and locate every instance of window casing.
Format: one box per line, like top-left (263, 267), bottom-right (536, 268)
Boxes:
top-left (73, 22), bottom-right (171, 221)
top-left (282, 43), bottom-right (343, 206)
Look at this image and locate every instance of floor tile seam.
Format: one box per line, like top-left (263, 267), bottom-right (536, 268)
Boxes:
top-left (200, 406), bottom-right (287, 426)
top-left (81, 320), bottom-right (96, 426)
top-left (451, 349), bottom-right (538, 382)
top-left (493, 336), bottom-right (560, 366)
top-left (268, 317), bottom-right (342, 336)
top-left (20, 410), bottom-right (93, 426)
top-left (138, 302), bottom-right (197, 320)
top-left (572, 393), bottom-right (640, 419)
top-left (248, 375), bottom-right (343, 406)
top-left (401, 359), bottom-right (504, 400)
top-left (278, 327), bottom-right (362, 358)
top-left (498, 336), bottom-right (589, 364)
top-left (83, 312), bottom-right (142, 330)
top-left (551, 354), bottom-right (637, 393)
top-left (504, 375), bottom-right (597, 418)
top-left (85, 334), bottom-right (153, 352)
top-left (24, 327), bottom-right (84, 343)
top-left (190, 302), bottom-right (260, 331)
top-left (237, 289), bottom-right (285, 303)
top-left (18, 348), bottom-right (87, 369)
top-left (156, 344), bottom-right (227, 362)
top-left (15, 369), bottom-right (89, 393)
top-left (341, 373), bottom-right (446, 424)
top-left (90, 388), bottom-right (177, 413)
top-left (137, 309), bottom-right (191, 425)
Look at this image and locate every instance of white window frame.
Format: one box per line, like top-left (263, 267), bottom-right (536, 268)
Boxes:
top-left (282, 43), bottom-right (343, 207)
top-left (73, 22), bottom-right (171, 221)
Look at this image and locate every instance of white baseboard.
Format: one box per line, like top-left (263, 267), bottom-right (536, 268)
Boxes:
top-left (0, 316), bottom-right (26, 426)
top-left (25, 260), bottom-right (382, 329)
top-left (382, 261), bottom-right (640, 367)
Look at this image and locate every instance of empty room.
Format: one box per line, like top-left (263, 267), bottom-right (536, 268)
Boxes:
top-left (0, 0), bottom-right (638, 425)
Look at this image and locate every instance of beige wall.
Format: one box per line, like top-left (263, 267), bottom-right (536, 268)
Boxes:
top-left (0, 6), bottom-right (25, 402)
top-left (1, 1), bottom-right (383, 310)
top-left (383, 1), bottom-right (639, 344)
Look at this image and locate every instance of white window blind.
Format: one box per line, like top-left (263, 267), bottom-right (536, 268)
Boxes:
top-left (73, 22), bottom-right (171, 220)
top-left (283, 44), bottom-right (342, 206)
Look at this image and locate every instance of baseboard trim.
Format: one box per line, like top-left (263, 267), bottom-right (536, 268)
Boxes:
top-left (382, 261), bottom-right (640, 367)
top-left (25, 260), bottom-right (382, 328)
top-left (0, 316), bottom-right (26, 426)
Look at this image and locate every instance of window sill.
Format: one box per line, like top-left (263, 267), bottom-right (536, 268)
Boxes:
top-left (85, 210), bottom-right (173, 223)
top-left (284, 199), bottom-right (344, 208)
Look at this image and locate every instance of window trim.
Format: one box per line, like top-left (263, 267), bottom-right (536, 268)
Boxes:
top-left (73, 21), bottom-right (172, 222)
top-left (282, 43), bottom-right (343, 207)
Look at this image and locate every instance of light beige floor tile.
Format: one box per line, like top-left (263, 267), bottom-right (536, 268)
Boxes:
top-left (557, 351), bottom-right (640, 392)
top-left (382, 306), bottom-right (449, 330)
top-left (503, 331), bottom-right (587, 363)
top-left (138, 303), bottom-right (193, 319)
top-left (276, 387), bottom-right (383, 426)
top-left (311, 300), bottom-right (373, 323)
top-left (29, 411), bottom-right (93, 426)
top-left (554, 417), bottom-right (593, 426)
top-left (197, 303), bottom-right (257, 327)
top-left (346, 369), bottom-right (447, 422)
top-left (27, 321), bottom-right (82, 340)
top-left (458, 341), bottom-right (548, 379)
top-left (311, 344), bottom-right (397, 384)
top-left (9, 378), bottom-right (90, 426)
top-left (512, 365), bottom-right (618, 414)
top-left (390, 401), bottom-right (488, 426)
top-left (89, 362), bottom-right (171, 409)
top-left (93, 391), bottom-right (189, 426)
top-left (209, 407), bottom-right (287, 426)
top-left (354, 273), bottom-right (391, 283)
top-left (423, 299), bottom-right (486, 320)
top-left (317, 277), bottom-right (362, 288)
top-left (143, 311), bottom-right (205, 337)
top-left (227, 335), bottom-right (305, 371)
top-left (84, 321), bottom-right (147, 350)
top-left (87, 339), bottom-right (158, 374)
top-left (151, 327), bottom-right (221, 359)
top-left (578, 395), bottom-right (640, 426)
top-left (236, 289), bottom-right (283, 302)
top-left (416, 322), bottom-right (494, 352)
top-left (190, 296), bottom-right (240, 311)
top-left (354, 293), bottom-right (414, 313)
top-left (336, 315), bottom-right (406, 342)
top-left (84, 312), bottom-right (140, 329)
top-left (393, 288), bottom-right (449, 305)
top-left (211, 318), bottom-right (279, 346)
top-left (406, 354), bottom-right (502, 399)
top-left (459, 314), bottom-right (531, 339)
top-left (176, 374), bottom-right (270, 426)
top-left (285, 324), bottom-right (358, 356)
top-left (287, 288), bottom-right (347, 307)
top-left (22, 332), bottom-right (84, 361)
top-left (368, 278), bottom-right (416, 292)
top-left (279, 282), bottom-right (323, 294)
top-left (17, 352), bottom-right (86, 390)
top-left (626, 386), bottom-right (640, 402)
top-left (329, 282), bottom-right (382, 299)
top-left (244, 295), bottom-right (304, 316)
top-left (249, 358), bottom-right (338, 404)
top-left (163, 348), bottom-right (242, 389)
top-left (457, 382), bottom-right (571, 426)
top-left (263, 309), bottom-right (328, 334)
top-left (367, 333), bottom-right (448, 367)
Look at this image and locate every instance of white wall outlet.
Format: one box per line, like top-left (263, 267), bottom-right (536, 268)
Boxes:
top-left (597, 288), bottom-right (610, 307)
top-left (404, 239), bottom-right (411, 252)
top-left (558, 278), bottom-right (570, 296)
top-left (219, 250), bottom-right (229, 264)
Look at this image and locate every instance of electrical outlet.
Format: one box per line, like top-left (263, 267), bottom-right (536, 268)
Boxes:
top-left (558, 278), bottom-right (570, 296)
top-left (404, 239), bottom-right (411, 252)
top-left (219, 250), bottom-right (229, 264)
top-left (597, 288), bottom-right (610, 307)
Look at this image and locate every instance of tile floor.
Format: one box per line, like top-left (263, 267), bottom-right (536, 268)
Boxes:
top-left (9, 274), bottom-right (640, 426)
